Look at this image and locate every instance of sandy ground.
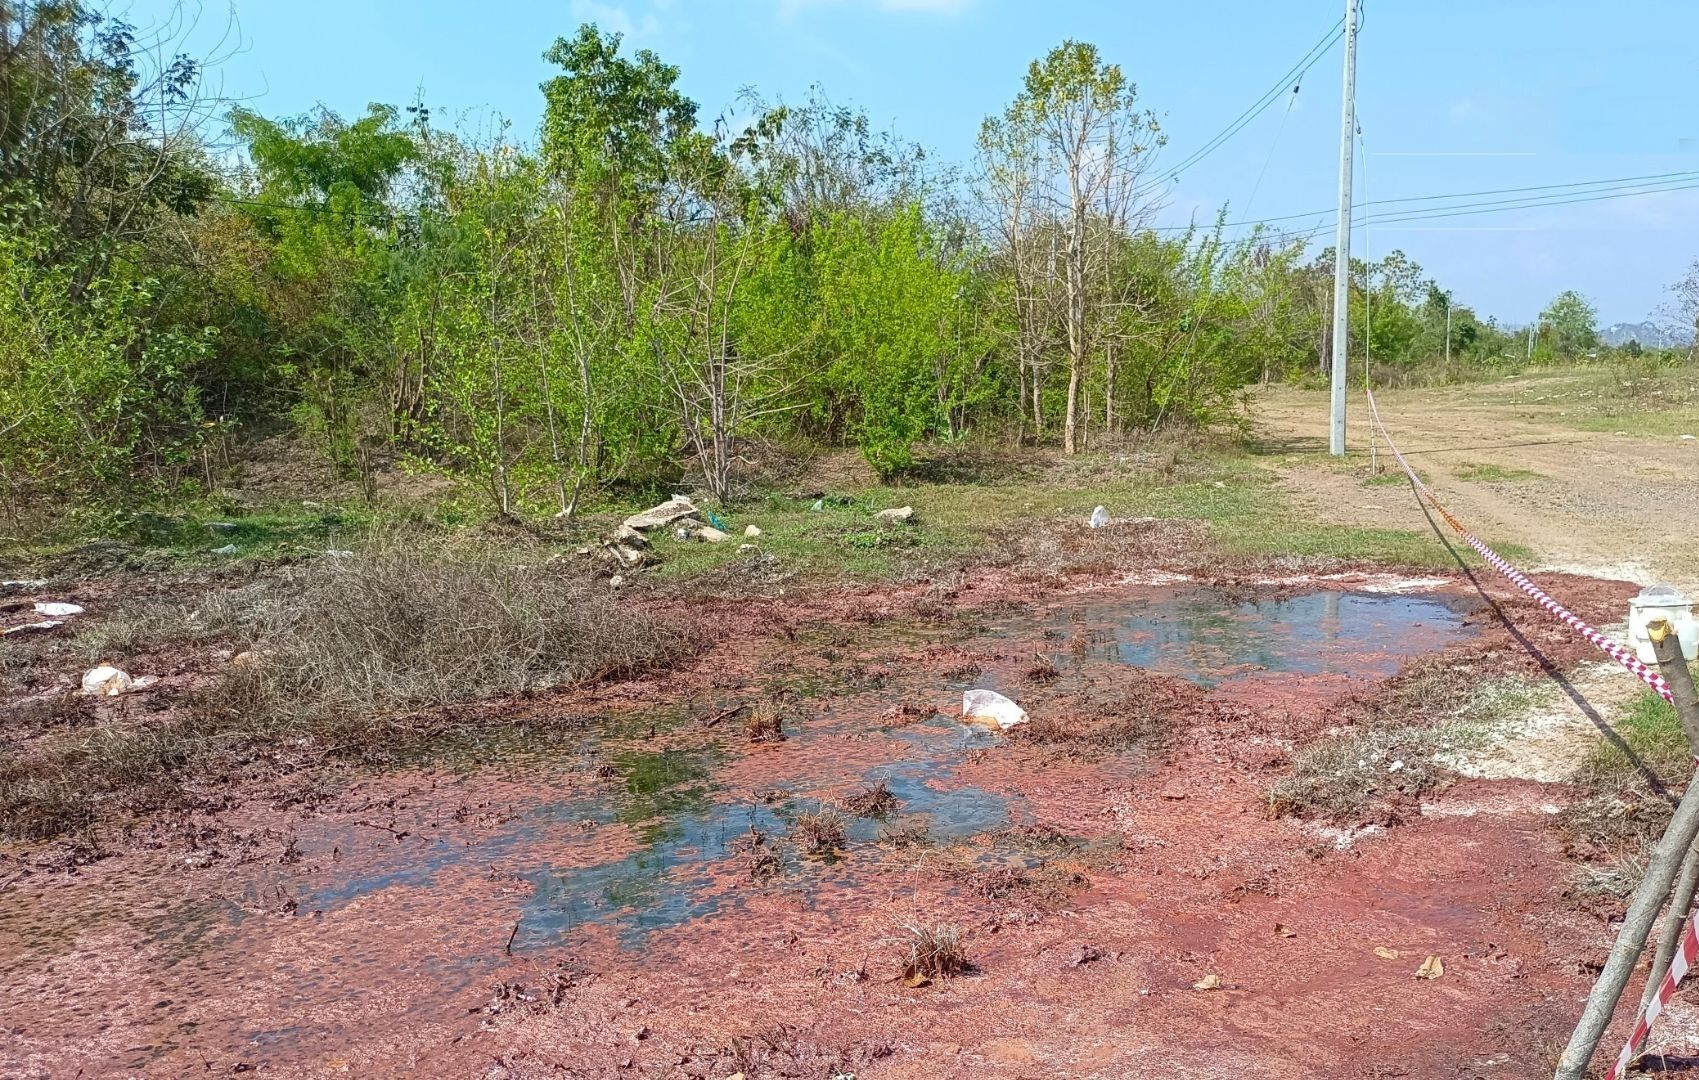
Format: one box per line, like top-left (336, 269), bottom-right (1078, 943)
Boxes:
top-left (1254, 380), bottom-right (1699, 594)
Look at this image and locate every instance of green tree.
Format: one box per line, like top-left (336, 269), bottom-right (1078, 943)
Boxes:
top-left (1540, 289), bottom-right (1599, 360)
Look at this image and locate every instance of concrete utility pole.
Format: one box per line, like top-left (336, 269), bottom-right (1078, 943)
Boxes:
top-left (1528, 323), bottom-right (1536, 360)
top-left (1329, 0), bottom-right (1358, 456)
top-left (1444, 299), bottom-right (1452, 365)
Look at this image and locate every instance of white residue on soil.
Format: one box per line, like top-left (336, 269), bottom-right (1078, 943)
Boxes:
top-left (1435, 662), bottom-right (1645, 785)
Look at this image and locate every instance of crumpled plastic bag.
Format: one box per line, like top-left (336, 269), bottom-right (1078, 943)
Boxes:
top-left (961, 688), bottom-right (1028, 729)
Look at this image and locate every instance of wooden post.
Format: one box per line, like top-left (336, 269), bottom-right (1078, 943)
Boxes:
top-left (1639, 623), bottom-right (1699, 1007)
top-left (1555, 619), bottom-right (1699, 1079)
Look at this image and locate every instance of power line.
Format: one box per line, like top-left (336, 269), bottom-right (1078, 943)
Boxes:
top-left (1358, 178), bottom-right (1699, 228)
top-left (1137, 17), bottom-right (1344, 198)
top-left (1154, 168), bottom-right (1699, 234)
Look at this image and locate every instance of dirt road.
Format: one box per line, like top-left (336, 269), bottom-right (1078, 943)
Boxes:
top-left (1255, 380), bottom-right (1699, 593)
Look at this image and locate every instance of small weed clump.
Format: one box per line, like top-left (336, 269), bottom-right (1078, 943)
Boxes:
top-left (1267, 664), bottom-right (1517, 823)
top-left (744, 701), bottom-right (786, 742)
top-left (878, 818), bottom-right (932, 848)
top-left (840, 778), bottom-right (900, 818)
top-left (792, 805), bottom-right (847, 855)
top-left (899, 921), bottom-right (968, 981)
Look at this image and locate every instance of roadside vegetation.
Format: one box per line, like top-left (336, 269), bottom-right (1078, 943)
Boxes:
top-left (2, 1), bottom-right (1694, 549)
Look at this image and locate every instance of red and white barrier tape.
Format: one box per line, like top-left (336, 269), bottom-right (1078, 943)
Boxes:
top-left (1610, 921), bottom-right (1699, 1080)
top-left (1364, 388), bottom-right (1686, 1075)
top-left (1362, 389), bottom-right (1673, 706)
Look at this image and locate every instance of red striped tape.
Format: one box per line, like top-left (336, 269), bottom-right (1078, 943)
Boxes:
top-left (1364, 389), bottom-right (1688, 1075)
top-left (1363, 390), bottom-right (1673, 706)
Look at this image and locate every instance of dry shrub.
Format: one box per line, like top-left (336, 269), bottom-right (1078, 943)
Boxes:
top-left (744, 701), bottom-right (785, 742)
top-left (840, 778), bottom-right (900, 818)
top-left (792, 805), bottom-right (847, 855)
top-left (199, 535), bottom-right (688, 738)
top-left (899, 921), bottom-right (968, 981)
top-left (878, 818), bottom-right (932, 848)
top-left (1023, 657), bottom-right (1060, 685)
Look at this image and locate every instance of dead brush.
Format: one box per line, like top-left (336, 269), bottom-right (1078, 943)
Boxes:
top-left (196, 531), bottom-right (689, 739)
top-left (839, 778), bottom-right (900, 818)
top-left (877, 818), bottom-right (932, 848)
top-left (898, 920), bottom-right (968, 982)
top-left (1023, 656), bottom-right (1060, 685)
top-left (738, 825), bottom-right (783, 882)
top-left (1013, 708), bottom-right (1167, 754)
top-left (744, 701), bottom-right (785, 742)
top-left (791, 805), bottom-right (847, 855)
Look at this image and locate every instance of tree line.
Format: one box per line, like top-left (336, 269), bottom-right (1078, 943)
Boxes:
top-left (0, 3), bottom-right (1679, 524)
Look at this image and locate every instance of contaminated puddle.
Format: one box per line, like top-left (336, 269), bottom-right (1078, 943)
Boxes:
top-left (1026, 587), bottom-right (1470, 689)
top-left (290, 582), bottom-right (1477, 949)
top-left (1, 578), bottom-right (1507, 1077)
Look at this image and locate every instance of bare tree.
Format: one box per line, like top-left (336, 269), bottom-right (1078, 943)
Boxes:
top-left (981, 41), bottom-right (1162, 453)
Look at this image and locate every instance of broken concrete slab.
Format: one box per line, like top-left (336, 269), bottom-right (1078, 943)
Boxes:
top-left (623, 496), bottom-right (701, 532)
top-left (874, 506), bottom-right (915, 525)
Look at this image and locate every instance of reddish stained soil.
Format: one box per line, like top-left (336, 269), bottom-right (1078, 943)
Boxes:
top-left (0, 566), bottom-right (1658, 1078)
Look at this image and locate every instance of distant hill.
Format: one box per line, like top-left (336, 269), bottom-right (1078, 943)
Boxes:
top-left (1600, 320), bottom-right (1694, 347)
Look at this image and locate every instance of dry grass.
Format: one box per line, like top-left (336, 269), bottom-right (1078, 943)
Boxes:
top-left (744, 701), bottom-right (786, 742)
top-left (898, 920), bottom-right (968, 981)
top-left (1267, 663), bottom-right (1515, 823)
top-left (791, 805), bottom-right (847, 855)
top-left (0, 535), bottom-right (690, 842)
top-left (839, 778), bottom-right (900, 818)
top-left (878, 818), bottom-right (932, 847)
top-left (198, 534), bottom-right (688, 741)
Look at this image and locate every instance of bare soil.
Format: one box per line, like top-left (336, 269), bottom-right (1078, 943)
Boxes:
top-left (1255, 380), bottom-right (1699, 593)
top-left (0, 551), bottom-right (1655, 1079)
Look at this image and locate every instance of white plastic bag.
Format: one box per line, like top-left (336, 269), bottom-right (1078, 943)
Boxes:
top-left (1088, 505), bottom-right (1110, 528)
top-left (961, 689), bottom-right (1028, 729)
top-left (82, 665), bottom-right (133, 696)
top-left (33, 601), bottom-right (83, 617)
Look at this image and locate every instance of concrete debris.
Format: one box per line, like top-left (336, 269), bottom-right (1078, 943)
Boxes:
top-left (609, 574), bottom-right (624, 589)
top-left (738, 543), bottom-right (759, 554)
top-left (744, 524), bottom-right (762, 537)
top-left (210, 544), bottom-right (238, 556)
top-left (1, 579), bottom-right (47, 595)
top-left (2, 620), bottom-right (62, 636)
top-left (623, 495), bottom-right (701, 532)
top-left (605, 539), bottom-right (656, 570)
top-left (695, 526), bottom-right (729, 543)
top-left (33, 602), bottom-right (84, 617)
top-left (874, 506), bottom-right (915, 525)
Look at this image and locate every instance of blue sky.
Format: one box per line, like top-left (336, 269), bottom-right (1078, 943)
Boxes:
top-left (135, 0), bottom-right (1699, 325)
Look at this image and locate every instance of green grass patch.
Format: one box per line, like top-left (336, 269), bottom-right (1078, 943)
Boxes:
top-left (1452, 462), bottom-right (1542, 483)
top-left (1576, 688), bottom-right (1692, 791)
top-left (1566, 408), bottom-right (1699, 439)
top-left (647, 450), bottom-right (1538, 584)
